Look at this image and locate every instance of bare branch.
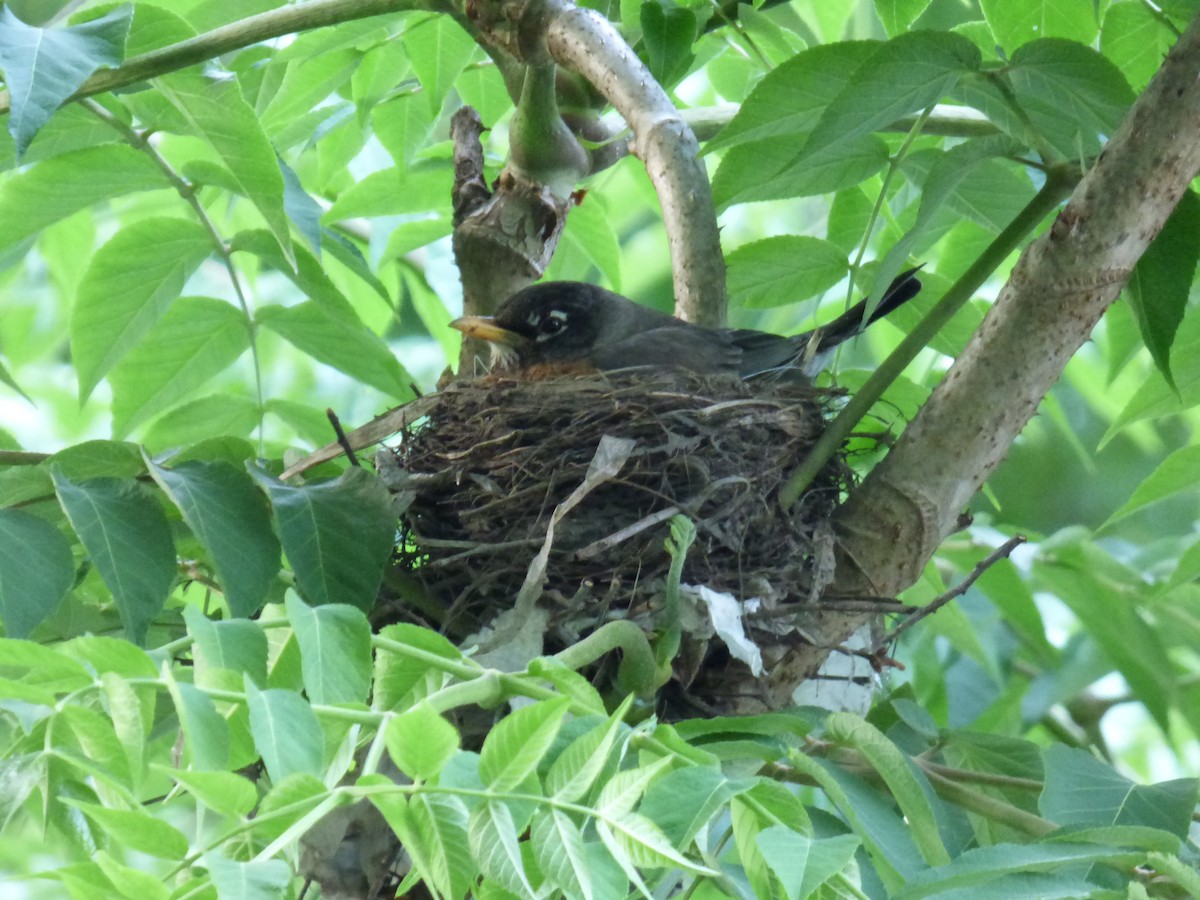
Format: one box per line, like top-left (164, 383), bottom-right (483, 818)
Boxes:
top-left (881, 535), bottom-right (1026, 645)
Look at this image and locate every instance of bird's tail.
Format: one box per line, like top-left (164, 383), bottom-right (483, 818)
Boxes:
top-left (814, 266), bottom-right (923, 352)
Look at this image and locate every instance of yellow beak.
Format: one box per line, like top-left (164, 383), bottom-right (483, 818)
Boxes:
top-left (449, 316), bottom-right (530, 348)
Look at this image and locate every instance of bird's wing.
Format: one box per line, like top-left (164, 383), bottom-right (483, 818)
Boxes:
top-left (727, 329), bottom-right (807, 379)
top-left (590, 324), bottom-right (743, 375)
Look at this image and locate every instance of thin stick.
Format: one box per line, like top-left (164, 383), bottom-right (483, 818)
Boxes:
top-left (326, 409), bottom-right (360, 468)
top-left (882, 534), bottom-right (1025, 645)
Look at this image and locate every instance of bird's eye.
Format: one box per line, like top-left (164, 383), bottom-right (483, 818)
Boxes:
top-left (535, 310), bottom-right (568, 340)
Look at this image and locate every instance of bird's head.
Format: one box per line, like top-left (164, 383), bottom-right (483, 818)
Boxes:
top-left (450, 282), bottom-right (611, 369)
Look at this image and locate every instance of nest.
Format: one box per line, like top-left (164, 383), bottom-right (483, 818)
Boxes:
top-left (378, 370), bottom-right (867, 711)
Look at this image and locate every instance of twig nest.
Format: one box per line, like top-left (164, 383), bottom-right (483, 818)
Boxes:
top-left (380, 370), bottom-right (857, 709)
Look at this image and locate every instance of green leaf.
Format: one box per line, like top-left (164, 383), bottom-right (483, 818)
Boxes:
top-left (1104, 445), bottom-right (1200, 529)
top-left (65, 635), bottom-right (157, 679)
top-left (156, 72), bottom-right (294, 267)
top-left (1005, 39), bottom-right (1134, 158)
top-left (285, 593), bottom-right (371, 705)
top-left (707, 42), bottom-right (878, 153)
top-left (183, 605), bottom-right (269, 686)
top-left (68, 801), bottom-right (188, 859)
top-left (869, 136), bottom-right (1024, 309)
top-left (259, 49), bottom-right (358, 140)
top-left (386, 702), bottom-right (460, 781)
top-left (109, 297), bottom-right (249, 436)
top-left (93, 852), bottom-right (171, 900)
top-left (52, 471), bottom-right (175, 644)
top-left (727, 236), bottom-right (848, 309)
top-left (252, 772), bottom-right (327, 843)
top-left (323, 228), bottom-right (392, 303)
top-left (374, 623), bottom-right (465, 710)
top-left (874, 0), bottom-right (934, 36)
top-left (161, 767), bottom-right (257, 818)
top-left (61, 703), bottom-right (132, 787)
top-left (352, 39), bottom-right (411, 120)
top-left (41, 860), bottom-right (117, 899)
top-left (1101, 2), bottom-right (1175, 92)
top-left (41, 443), bottom-right (141, 487)
top-left (0, 357), bottom-right (29, 401)
top-left (1040, 745), bottom-right (1198, 837)
top-left (1147, 851), bottom-right (1200, 898)
top-left (380, 218), bottom-right (454, 269)
top-left (0, 144), bottom-right (164, 253)
top-left (230, 228), bottom-right (355, 315)
top-left (204, 854), bottom-right (292, 900)
top-left (1126, 190), bottom-right (1200, 391)
top-left (892, 842), bottom-right (1138, 899)
top-left (0, 638), bottom-right (90, 689)
top-left (323, 161), bottom-right (453, 222)
top-left (526, 658), bottom-right (607, 716)
top-left (373, 92), bottom-right (435, 167)
top-left (641, 767), bottom-right (744, 849)
top-left (478, 696), bottom-right (570, 791)
top-left (248, 465), bottom-right (395, 611)
top-left (401, 15), bottom-right (477, 115)
top-left (375, 792), bottom-right (477, 900)
top-left (550, 194), bottom-right (623, 291)
top-left (257, 301), bottom-right (413, 399)
top-left (640, 2), bottom-right (696, 87)
top-left (599, 809), bottom-right (715, 874)
top-left (1167, 539), bottom-right (1200, 591)
top-left (0, 5), bottom-right (131, 156)
top-left (825, 713), bottom-right (950, 866)
top-left (455, 63), bottom-right (513, 126)
top-left (798, 31), bottom-right (980, 172)
top-left (756, 828), bottom-right (861, 900)
top-left (531, 809), bottom-right (594, 900)
top-left (546, 695), bottom-right (632, 803)
top-left (731, 795), bottom-right (778, 899)
top-left (713, 132), bottom-right (888, 207)
top-left (161, 677), bottom-right (229, 770)
top-left (1043, 824), bottom-right (1181, 853)
top-left (143, 395), bottom-right (260, 451)
top-left (1036, 550), bottom-right (1173, 729)
top-left (0, 507), bottom-right (73, 637)
top-left (99, 672), bottom-right (147, 789)
top-left (597, 755), bottom-right (673, 818)
top-left (469, 800), bottom-right (535, 896)
top-left (980, 0), bottom-right (1098, 51)
top-left (71, 218), bottom-right (212, 402)
top-left (786, 752), bottom-right (917, 889)
top-left (149, 459), bottom-right (279, 618)
top-left (826, 183), bottom-right (877, 253)
top-left (244, 679), bottom-right (323, 782)
top-left (123, 3), bottom-right (196, 57)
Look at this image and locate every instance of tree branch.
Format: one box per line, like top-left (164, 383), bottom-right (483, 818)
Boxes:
top-left (778, 12), bottom-right (1200, 681)
top-left (538, 0), bottom-right (727, 325)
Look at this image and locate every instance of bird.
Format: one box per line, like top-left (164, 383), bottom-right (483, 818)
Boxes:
top-left (449, 268), bottom-right (921, 380)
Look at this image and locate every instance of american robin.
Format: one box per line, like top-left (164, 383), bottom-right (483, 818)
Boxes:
top-left (450, 268), bottom-right (921, 379)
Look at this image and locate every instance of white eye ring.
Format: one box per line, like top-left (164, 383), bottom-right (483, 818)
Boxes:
top-left (535, 309), bottom-right (568, 341)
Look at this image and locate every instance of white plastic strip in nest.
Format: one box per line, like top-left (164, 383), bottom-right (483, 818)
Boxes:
top-left (681, 584), bottom-right (764, 676)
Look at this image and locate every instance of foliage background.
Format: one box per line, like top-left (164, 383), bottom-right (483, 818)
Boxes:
top-left (0, 0), bottom-right (1199, 897)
